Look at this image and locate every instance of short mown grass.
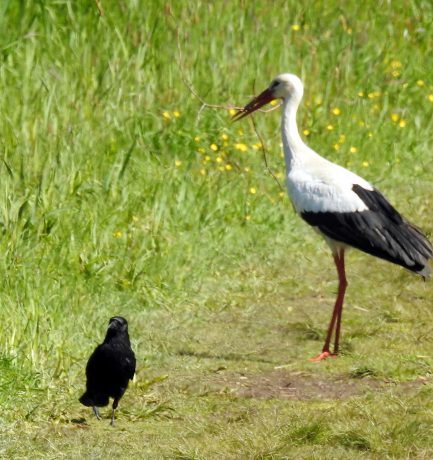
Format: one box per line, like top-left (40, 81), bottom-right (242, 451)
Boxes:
top-left (0, 1), bottom-right (432, 458)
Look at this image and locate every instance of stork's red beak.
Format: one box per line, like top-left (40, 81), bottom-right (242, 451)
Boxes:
top-left (232, 87), bottom-right (276, 121)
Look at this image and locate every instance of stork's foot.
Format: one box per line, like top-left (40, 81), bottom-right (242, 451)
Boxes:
top-left (309, 351), bottom-right (337, 362)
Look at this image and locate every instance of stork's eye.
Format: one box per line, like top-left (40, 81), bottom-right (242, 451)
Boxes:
top-left (270, 80), bottom-right (279, 88)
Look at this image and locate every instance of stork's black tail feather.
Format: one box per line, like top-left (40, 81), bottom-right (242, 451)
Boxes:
top-left (301, 186), bottom-right (433, 276)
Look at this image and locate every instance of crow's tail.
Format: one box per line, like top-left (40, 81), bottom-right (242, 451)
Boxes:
top-left (79, 391), bottom-right (109, 407)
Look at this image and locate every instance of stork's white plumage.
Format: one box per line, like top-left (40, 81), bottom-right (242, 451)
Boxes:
top-left (234, 73), bottom-right (433, 361)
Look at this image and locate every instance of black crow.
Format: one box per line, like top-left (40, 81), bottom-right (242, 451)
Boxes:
top-left (79, 316), bottom-right (136, 425)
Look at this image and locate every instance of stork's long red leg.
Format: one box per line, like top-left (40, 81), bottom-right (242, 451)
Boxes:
top-left (333, 250), bottom-right (347, 354)
top-left (310, 250), bottom-right (347, 362)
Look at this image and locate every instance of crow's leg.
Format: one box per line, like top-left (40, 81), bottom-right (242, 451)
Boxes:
top-left (92, 406), bottom-right (101, 420)
top-left (110, 399), bottom-right (119, 426)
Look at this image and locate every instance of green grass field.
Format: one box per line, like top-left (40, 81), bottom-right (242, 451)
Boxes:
top-left (0, 1), bottom-right (433, 458)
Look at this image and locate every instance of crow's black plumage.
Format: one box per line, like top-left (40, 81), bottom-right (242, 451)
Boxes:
top-left (79, 316), bottom-right (136, 425)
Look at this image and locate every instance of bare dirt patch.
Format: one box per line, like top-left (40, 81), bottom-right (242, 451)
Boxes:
top-left (209, 369), bottom-right (423, 400)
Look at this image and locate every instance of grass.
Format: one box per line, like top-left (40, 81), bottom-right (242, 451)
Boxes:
top-left (0, 0), bottom-right (432, 458)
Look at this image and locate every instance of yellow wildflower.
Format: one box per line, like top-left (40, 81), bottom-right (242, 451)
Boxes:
top-left (326, 124), bottom-right (334, 131)
top-left (249, 187), bottom-right (257, 195)
top-left (221, 133), bottom-right (229, 141)
top-left (349, 146), bottom-right (358, 153)
top-left (428, 94), bottom-right (433, 102)
top-left (197, 147), bottom-right (205, 154)
top-left (173, 110), bottom-right (181, 118)
top-left (225, 164), bottom-right (233, 171)
top-left (237, 129), bottom-right (244, 136)
top-left (234, 143), bottom-right (248, 152)
top-left (303, 129), bottom-right (310, 136)
top-left (333, 143), bottom-right (340, 151)
top-left (200, 168), bottom-right (206, 176)
top-left (244, 167), bottom-right (250, 173)
top-left (358, 91), bottom-right (365, 97)
top-left (331, 107), bottom-right (341, 116)
top-left (162, 111), bottom-right (171, 119)
top-left (114, 231), bottom-right (122, 238)
top-left (390, 113), bottom-right (400, 122)
top-left (279, 191), bottom-right (285, 198)
top-left (338, 134), bottom-right (346, 143)
top-left (204, 155), bottom-right (211, 162)
top-left (210, 143), bottom-right (218, 151)
top-left (391, 70), bottom-right (400, 78)
top-left (398, 119), bottom-right (407, 128)
top-left (367, 91), bottom-right (381, 99)
top-left (245, 215), bottom-right (252, 221)
top-left (194, 136), bottom-right (201, 142)
top-left (229, 108), bottom-right (237, 116)
top-left (390, 59), bottom-right (402, 69)
top-left (362, 161), bottom-right (369, 167)
top-left (215, 156), bottom-right (223, 163)
top-left (270, 100), bottom-right (278, 106)
top-left (252, 143), bottom-right (261, 150)
top-left (416, 80), bottom-right (425, 87)
top-left (291, 24), bottom-right (301, 31)
top-left (175, 160), bottom-right (182, 167)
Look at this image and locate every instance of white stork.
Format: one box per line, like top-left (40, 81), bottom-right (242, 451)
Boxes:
top-left (233, 73), bottom-right (433, 361)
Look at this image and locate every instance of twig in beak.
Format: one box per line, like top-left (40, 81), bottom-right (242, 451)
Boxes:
top-left (249, 115), bottom-right (284, 192)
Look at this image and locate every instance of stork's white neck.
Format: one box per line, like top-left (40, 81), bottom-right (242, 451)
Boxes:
top-left (281, 95), bottom-right (308, 170)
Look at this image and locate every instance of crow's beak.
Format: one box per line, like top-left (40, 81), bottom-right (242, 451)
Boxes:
top-left (108, 319), bottom-right (118, 329)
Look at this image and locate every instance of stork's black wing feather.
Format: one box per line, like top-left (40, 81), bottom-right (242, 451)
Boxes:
top-left (301, 185), bottom-right (433, 276)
